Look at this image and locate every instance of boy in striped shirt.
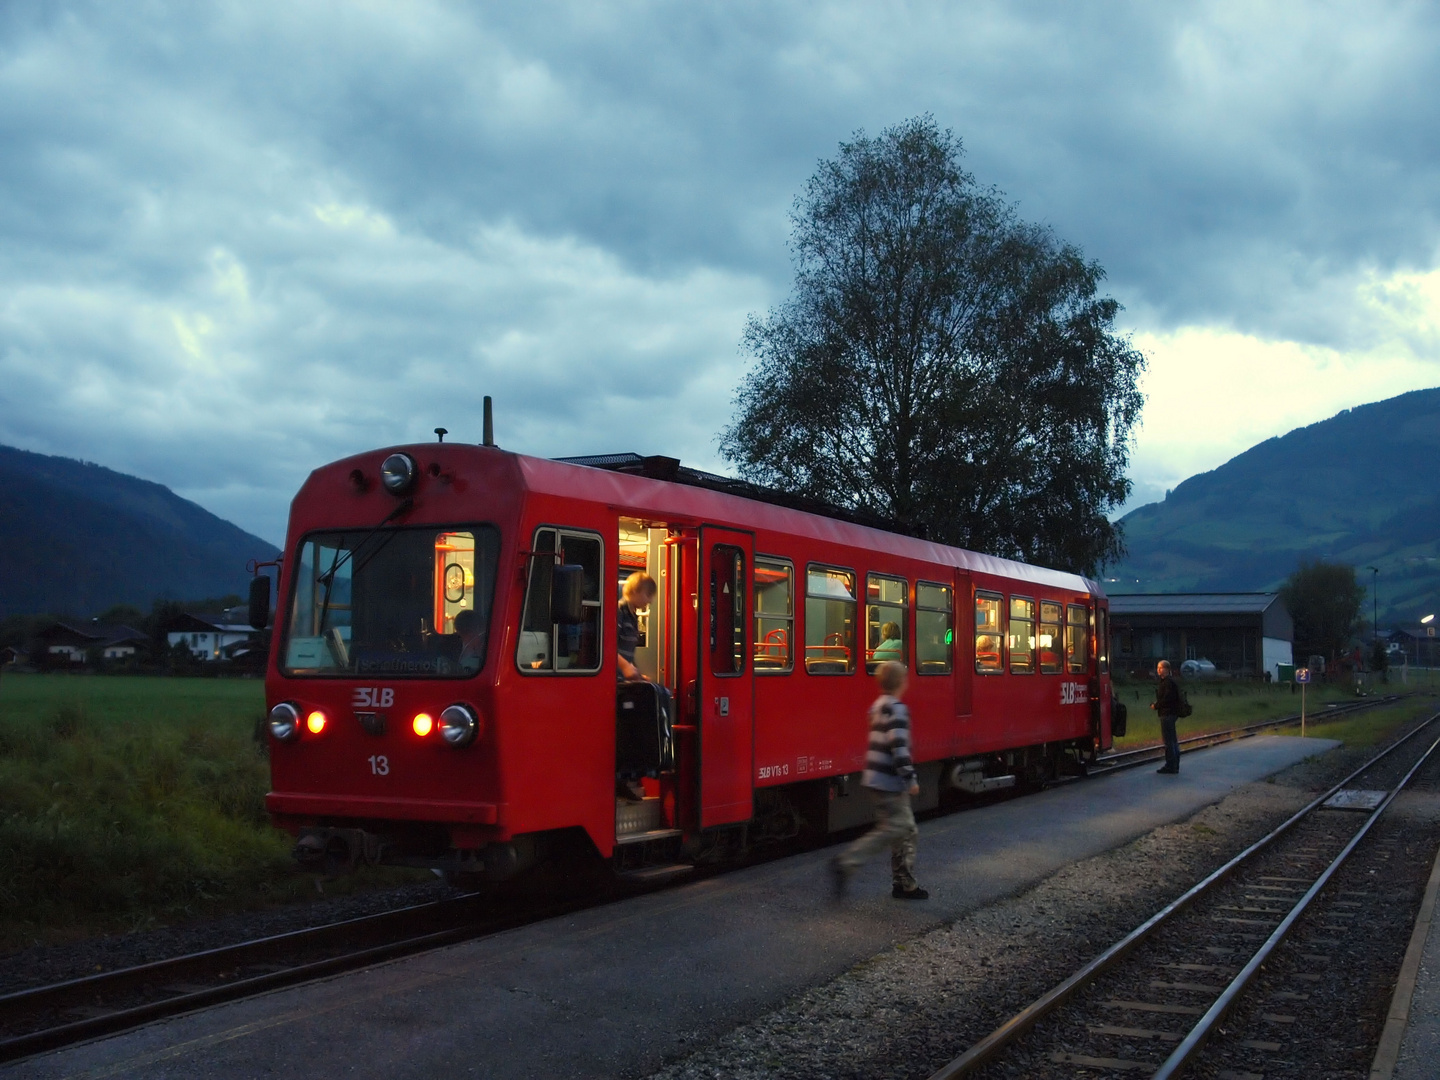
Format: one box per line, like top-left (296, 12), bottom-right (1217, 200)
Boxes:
top-left (829, 660), bottom-right (928, 900)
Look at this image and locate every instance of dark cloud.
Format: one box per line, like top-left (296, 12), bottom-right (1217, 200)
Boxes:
top-left (0, 1), bottom-right (1437, 545)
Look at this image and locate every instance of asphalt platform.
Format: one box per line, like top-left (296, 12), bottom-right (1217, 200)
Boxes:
top-left (4, 735), bottom-right (1338, 1080)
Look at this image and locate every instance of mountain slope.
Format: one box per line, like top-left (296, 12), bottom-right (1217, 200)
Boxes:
top-left (1109, 387), bottom-right (1440, 622)
top-left (0, 445), bottom-right (279, 616)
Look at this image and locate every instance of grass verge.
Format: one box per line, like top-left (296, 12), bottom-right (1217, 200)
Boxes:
top-left (0, 673), bottom-right (427, 953)
top-left (1113, 677), bottom-right (1381, 750)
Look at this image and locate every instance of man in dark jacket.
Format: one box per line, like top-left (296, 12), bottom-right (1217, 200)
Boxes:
top-left (1152, 659), bottom-right (1181, 774)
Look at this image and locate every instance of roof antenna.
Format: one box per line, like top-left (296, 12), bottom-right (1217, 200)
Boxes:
top-left (483, 396), bottom-right (494, 447)
top-left (434, 427), bottom-right (448, 443)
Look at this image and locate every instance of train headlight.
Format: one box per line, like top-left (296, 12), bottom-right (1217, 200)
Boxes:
top-left (380, 453), bottom-right (418, 496)
top-left (439, 703), bottom-right (480, 747)
top-left (269, 702), bottom-right (301, 743)
top-left (305, 710), bottom-right (328, 735)
top-left (412, 712), bottom-right (434, 737)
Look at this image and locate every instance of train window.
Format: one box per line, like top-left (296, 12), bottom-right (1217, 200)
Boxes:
top-left (866, 573), bottom-right (908, 672)
top-left (1097, 606), bottom-right (1110, 674)
top-left (974, 591), bottom-right (1003, 675)
top-left (805, 565), bottom-right (857, 674)
top-left (915, 582), bottom-right (953, 674)
top-left (1039, 601), bottom-right (1062, 674)
top-left (516, 527), bottom-right (604, 675)
top-left (754, 558), bottom-right (794, 673)
top-left (1066, 604), bottom-right (1089, 674)
top-left (710, 544), bottom-right (746, 676)
top-left (1009, 597), bottom-right (1035, 674)
top-left (282, 524), bottom-right (500, 678)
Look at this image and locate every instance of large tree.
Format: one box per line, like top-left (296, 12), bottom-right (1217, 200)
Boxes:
top-left (719, 116), bottom-right (1144, 575)
top-left (1280, 560), bottom-right (1365, 668)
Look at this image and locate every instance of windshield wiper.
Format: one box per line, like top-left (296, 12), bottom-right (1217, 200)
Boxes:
top-left (316, 498), bottom-right (413, 639)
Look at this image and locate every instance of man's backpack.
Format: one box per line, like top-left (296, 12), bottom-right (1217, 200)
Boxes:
top-left (1177, 692), bottom-right (1193, 719)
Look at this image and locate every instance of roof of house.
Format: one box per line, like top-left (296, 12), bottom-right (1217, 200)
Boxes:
top-left (37, 621), bottom-right (149, 646)
top-left (168, 612), bottom-right (257, 634)
top-left (1108, 593), bottom-right (1281, 616)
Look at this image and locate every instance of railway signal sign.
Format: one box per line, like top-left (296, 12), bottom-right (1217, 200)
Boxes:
top-left (1294, 667), bottom-right (1311, 684)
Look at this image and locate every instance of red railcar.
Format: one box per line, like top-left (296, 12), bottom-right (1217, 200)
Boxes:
top-left (262, 444), bottom-right (1114, 881)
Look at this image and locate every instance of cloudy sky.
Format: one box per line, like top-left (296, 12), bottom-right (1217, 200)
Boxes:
top-left (2, 1), bottom-right (1437, 547)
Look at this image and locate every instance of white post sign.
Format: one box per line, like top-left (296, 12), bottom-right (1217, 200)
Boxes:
top-left (1295, 666), bottom-right (1311, 737)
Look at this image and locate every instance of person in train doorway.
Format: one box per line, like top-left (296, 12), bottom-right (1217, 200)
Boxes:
top-left (617, 572), bottom-right (657, 684)
top-left (829, 661), bottom-right (929, 900)
top-left (616, 572), bottom-right (670, 802)
top-left (1152, 659), bottom-right (1182, 774)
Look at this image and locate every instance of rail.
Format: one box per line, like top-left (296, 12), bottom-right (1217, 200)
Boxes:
top-left (928, 707), bottom-right (1440, 1079)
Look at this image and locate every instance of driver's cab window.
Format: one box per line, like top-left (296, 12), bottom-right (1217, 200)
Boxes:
top-left (516, 527), bottom-right (603, 673)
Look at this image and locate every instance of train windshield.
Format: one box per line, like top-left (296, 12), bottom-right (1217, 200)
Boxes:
top-left (282, 525), bottom-right (501, 678)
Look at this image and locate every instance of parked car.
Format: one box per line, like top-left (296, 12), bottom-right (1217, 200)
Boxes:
top-left (1181, 657), bottom-right (1218, 677)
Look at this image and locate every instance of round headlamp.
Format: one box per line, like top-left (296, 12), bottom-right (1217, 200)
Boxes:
top-left (380, 452), bottom-right (418, 496)
top-left (439, 703), bottom-right (480, 747)
top-left (269, 701), bottom-right (301, 743)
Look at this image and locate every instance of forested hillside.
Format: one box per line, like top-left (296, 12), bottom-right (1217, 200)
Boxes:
top-left (1108, 387), bottom-right (1440, 622)
top-left (0, 445), bottom-right (278, 616)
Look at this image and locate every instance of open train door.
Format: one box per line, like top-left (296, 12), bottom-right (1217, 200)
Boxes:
top-left (695, 526), bottom-right (755, 829)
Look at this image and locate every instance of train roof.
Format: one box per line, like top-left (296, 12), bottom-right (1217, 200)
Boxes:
top-left (524, 451), bottom-right (1103, 599)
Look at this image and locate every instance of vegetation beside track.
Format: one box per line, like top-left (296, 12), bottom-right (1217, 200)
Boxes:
top-left (0, 673), bottom-right (426, 953)
top-left (1109, 675), bottom-right (1429, 750)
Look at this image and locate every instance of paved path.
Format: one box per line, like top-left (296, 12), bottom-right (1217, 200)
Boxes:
top-left (3, 735), bottom-right (1337, 1080)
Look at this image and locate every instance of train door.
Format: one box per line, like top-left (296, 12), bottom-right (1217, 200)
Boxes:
top-left (695, 527), bottom-right (755, 829)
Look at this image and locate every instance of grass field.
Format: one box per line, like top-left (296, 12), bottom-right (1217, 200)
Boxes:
top-left (1111, 677), bottom-right (1364, 750)
top-left (0, 673), bottom-right (421, 952)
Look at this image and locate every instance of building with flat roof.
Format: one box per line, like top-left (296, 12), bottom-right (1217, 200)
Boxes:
top-left (1109, 593), bottom-right (1293, 679)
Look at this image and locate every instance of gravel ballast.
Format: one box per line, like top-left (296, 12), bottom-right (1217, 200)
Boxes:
top-left (646, 723), bottom-right (1439, 1080)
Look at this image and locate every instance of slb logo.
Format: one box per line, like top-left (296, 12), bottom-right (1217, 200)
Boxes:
top-left (1060, 682), bottom-right (1089, 706)
top-left (353, 687), bottom-right (395, 708)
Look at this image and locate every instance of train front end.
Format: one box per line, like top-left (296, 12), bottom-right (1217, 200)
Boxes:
top-left (262, 442), bottom-right (525, 879)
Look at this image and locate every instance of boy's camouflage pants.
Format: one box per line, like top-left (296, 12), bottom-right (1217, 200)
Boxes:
top-left (838, 789), bottom-right (918, 890)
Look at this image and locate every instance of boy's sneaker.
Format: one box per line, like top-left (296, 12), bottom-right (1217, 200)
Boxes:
top-left (892, 885), bottom-right (929, 900)
top-left (829, 857), bottom-right (850, 899)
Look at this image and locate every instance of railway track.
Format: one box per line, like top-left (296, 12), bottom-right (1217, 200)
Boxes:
top-left (927, 707), bottom-right (1440, 1079)
top-left (1090, 693), bottom-right (1404, 776)
top-left (0, 890), bottom-right (589, 1065)
top-left (0, 694), bottom-right (1412, 1068)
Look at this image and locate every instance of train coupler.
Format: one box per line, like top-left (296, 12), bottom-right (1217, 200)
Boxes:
top-left (294, 827), bottom-right (384, 874)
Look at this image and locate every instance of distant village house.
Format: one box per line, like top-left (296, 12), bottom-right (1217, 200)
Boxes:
top-left (166, 608), bottom-right (262, 661)
top-left (34, 622), bottom-right (149, 663)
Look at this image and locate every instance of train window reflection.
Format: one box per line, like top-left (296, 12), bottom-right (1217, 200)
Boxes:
top-left (916, 582), bottom-right (952, 674)
top-left (710, 544), bottom-right (745, 676)
top-left (283, 525), bottom-right (498, 679)
top-left (1009, 597), bottom-right (1035, 674)
top-left (975, 591), bottom-right (1003, 675)
top-left (516, 527), bottom-right (604, 674)
top-left (1066, 604), bottom-right (1089, 674)
top-left (754, 558), bottom-right (794, 673)
top-left (1039, 601), bottom-right (1062, 674)
top-left (805, 565), bottom-right (856, 674)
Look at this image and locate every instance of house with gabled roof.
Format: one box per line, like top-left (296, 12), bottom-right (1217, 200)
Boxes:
top-left (35, 621), bottom-right (150, 663)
